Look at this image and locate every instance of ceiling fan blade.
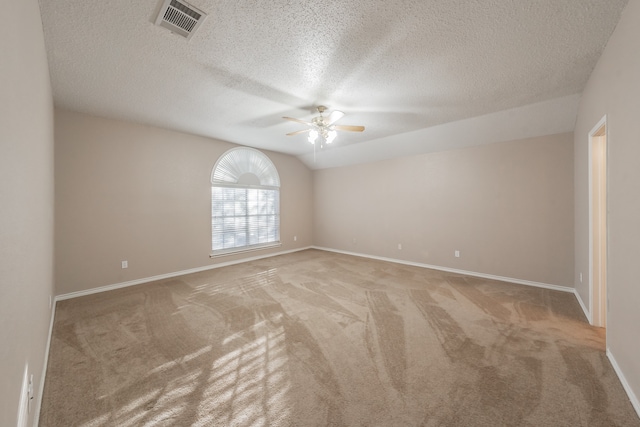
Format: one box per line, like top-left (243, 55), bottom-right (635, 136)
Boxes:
top-left (334, 124), bottom-right (365, 132)
top-left (283, 116), bottom-right (313, 126)
top-left (327, 110), bottom-right (345, 125)
top-left (286, 129), bottom-right (311, 136)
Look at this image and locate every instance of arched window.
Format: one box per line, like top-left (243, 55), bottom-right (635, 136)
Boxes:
top-left (211, 147), bottom-right (280, 255)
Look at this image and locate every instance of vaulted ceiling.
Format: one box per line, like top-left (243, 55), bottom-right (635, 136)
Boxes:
top-left (39, 0), bottom-right (628, 169)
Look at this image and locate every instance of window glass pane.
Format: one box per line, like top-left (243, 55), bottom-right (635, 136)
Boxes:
top-left (248, 189), bottom-right (258, 215)
top-left (223, 232), bottom-right (235, 248)
top-left (235, 201), bottom-right (246, 216)
top-left (223, 201), bottom-right (235, 216)
top-left (267, 197), bottom-right (275, 215)
top-left (266, 215), bottom-right (274, 237)
top-left (236, 233), bottom-right (246, 247)
top-left (248, 215), bottom-right (259, 245)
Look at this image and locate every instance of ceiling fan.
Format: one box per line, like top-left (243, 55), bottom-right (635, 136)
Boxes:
top-left (283, 106), bottom-right (365, 147)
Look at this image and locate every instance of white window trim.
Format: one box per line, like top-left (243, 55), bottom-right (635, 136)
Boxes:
top-left (209, 242), bottom-right (282, 258)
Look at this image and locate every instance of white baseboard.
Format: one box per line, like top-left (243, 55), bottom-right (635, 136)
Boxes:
top-left (56, 245), bottom-right (574, 301)
top-left (573, 288), bottom-right (592, 324)
top-left (33, 300), bottom-right (56, 427)
top-left (607, 348), bottom-right (640, 420)
top-left (311, 246), bottom-right (574, 293)
top-left (55, 246), bottom-right (312, 301)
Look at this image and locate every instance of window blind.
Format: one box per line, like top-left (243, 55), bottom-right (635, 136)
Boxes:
top-left (211, 187), bottom-right (279, 252)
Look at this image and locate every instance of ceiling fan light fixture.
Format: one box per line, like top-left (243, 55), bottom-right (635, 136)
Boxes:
top-left (308, 129), bottom-right (319, 144)
top-left (284, 105), bottom-right (364, 149)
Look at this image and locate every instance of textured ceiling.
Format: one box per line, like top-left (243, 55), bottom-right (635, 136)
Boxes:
top-left (39, 0), bottom-right (628, 169)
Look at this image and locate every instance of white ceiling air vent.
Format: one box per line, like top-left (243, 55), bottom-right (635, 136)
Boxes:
top-left (155, 0), bottom-right (206, 40)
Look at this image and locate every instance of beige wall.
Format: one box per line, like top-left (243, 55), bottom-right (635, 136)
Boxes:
top-left (0, 0), bottom-right (55, 425)
top-left (314, 133), bottom-right (574, 287)
top-left (55, 110), bottom-right (313, 295)
top-left (574, 0), bottom-right (640, 407)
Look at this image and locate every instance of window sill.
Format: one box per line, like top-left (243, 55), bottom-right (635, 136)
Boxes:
top-left (210, 242), bottom-right (282, 258)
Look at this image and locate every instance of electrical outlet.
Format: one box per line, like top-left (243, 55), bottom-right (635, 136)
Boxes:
top-left (398, 243), bottom-right (402, 250)
top-left (455, 250), bottom-right (460, 258)
top-left (121, 260), bottom-right (128, 269)
top-left (294, 235), bottom-right (297, 241)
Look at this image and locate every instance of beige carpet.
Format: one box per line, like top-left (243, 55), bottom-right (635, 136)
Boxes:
top-left (40, 249), bottom-right (639, 426)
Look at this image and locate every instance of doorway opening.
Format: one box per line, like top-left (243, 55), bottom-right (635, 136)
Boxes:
top-left (589, 116), bottom-right (607, 328)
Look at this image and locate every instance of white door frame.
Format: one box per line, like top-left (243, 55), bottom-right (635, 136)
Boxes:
top-left (588, 114), bottom-right (607, 328)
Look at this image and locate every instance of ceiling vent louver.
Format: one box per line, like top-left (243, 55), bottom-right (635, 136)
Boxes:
top-left (155, 0), bottom-right (206, 40)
